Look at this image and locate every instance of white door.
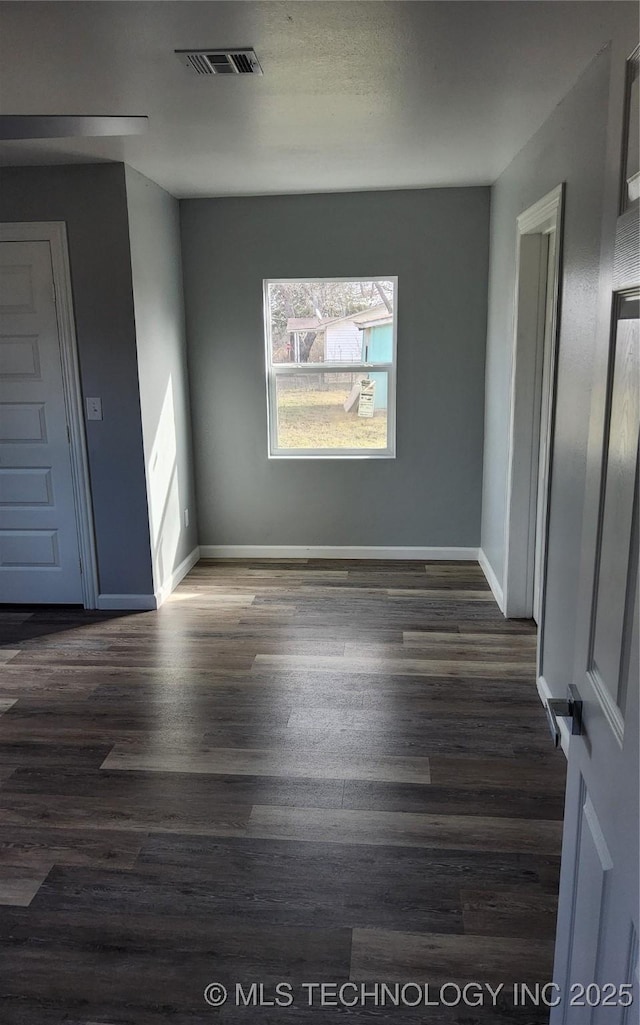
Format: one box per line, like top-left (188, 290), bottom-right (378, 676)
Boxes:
top-left (0, 240), bottom-right (84, 603)
top-left (550, 295), bottom-right (638, 1023)
top-left (549, 48), bottom-right (639, 1023)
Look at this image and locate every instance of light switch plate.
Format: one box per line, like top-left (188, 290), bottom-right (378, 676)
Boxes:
top-left (86, 397), bottom-right (103, 421)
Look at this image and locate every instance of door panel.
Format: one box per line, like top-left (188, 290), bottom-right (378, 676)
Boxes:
top-left (561, 783), bottom-right (613, 1025)
top-left (0, 401), bottom-right (47, 442)
top-left (0, 467), bottom-right (53, 506)
top-left (0, 528), bottom-right (59, 566)
top-left (550, 43), bottom-right (639, 1024)
top-left (590, 300), bottom-right (639, 710)
top-left (0, 240), bottom-right (83, 603)
top-left (0, 262), bottom-right (36, 310)
top-left (0, 336), bottom-right (41, 376)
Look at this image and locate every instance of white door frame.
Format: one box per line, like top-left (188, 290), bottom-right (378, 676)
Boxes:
top-left (0, 221), bottom-right (99, 608)
top-left (503, 185), bottom-right (564, 629)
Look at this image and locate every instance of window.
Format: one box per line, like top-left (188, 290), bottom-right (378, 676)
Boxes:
top-left (264, 278), bottom-right (397, 458)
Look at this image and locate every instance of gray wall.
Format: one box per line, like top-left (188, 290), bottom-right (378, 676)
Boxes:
top-left (0, 163), bottom-right (154, 596)
top-left (480, 41), bottom-right (623, 694)
top-left (181, 188), bottom-right (490, 548)
top-left (125, 167), bottom-right (198, 589)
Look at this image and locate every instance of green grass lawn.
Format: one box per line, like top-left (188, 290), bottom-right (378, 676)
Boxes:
top-left (277, 385), bottom-right (387, 450)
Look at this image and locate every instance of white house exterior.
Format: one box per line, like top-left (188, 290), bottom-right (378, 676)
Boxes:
top-left (323, 318), bottom-right (362, 361)
top-left (320, 304), bottom-right (389, 362)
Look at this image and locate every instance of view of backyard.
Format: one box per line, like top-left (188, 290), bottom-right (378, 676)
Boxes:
top-left (266, 278), bottom-right (395, 453)
top-left (276, 379), bottom-right (388, 450)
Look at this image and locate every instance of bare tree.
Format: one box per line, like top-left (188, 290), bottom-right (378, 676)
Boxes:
top-left (373, 281), bottom-right (393, 314)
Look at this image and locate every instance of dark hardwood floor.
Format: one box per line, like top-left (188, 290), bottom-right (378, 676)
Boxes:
top-left (0, 560), bottom-right (566, 1024)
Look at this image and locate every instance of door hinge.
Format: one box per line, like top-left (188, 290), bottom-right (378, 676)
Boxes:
top-left (66, 424), bottom-right (71, 443)
top-left (52, 282), bottom-right (57, 305)
top-left (79, 557), bottom-right (83, 576)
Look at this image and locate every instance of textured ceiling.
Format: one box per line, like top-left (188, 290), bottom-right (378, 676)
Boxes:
top-left (0, 1), bottom-right (633, 197)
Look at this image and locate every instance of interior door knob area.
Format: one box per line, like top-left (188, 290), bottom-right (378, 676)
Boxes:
top-left (546, 686), bottom-right (584, 747)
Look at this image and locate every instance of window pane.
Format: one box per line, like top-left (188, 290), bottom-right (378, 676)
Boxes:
top-left (267, 279), bottom-right (395, 365)
top-left (274, 371), bottom-right (389, 451)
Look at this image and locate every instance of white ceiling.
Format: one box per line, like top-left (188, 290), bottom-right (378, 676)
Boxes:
top-left (0, 1), bottom-right (632, 198)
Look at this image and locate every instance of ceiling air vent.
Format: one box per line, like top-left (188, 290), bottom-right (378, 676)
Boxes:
top-left (176, 49), bottom-right (263, 75)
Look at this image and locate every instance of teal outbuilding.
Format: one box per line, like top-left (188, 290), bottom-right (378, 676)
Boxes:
top-left (359, 315), bottom-right (394, 410)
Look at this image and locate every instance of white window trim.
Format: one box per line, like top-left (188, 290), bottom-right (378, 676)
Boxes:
top-left (263, 276), bottom-right (398, 459)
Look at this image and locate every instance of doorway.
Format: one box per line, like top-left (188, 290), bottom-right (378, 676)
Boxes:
top-left (0, 222), bottom-right (98, 606)
top-left (503, 185), bottom-right (564, 628)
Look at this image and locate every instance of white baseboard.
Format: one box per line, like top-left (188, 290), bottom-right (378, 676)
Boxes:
top-left (537, 674), bottom-right (570, 758)
top-left (478, 548), bottom-right (505, 614)
top-left (154, 546), bottom-right (201, 607)
top-left (97, 593), bottom-right (158, 611)
top-left (94, 545), bottom-right (478, 607)
top-left (199, 545), bottom-right (479, 561)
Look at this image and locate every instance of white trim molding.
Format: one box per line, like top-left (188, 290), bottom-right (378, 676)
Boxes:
top-left (97, 549), bottom-right (200, 610)
top-left (154, 547), bottom-right (201, 607)
top-left (0, 221), bottom-right (99, 609)
top-left (97, 594), bottom-right (158, 611)
top-left (98, 548), bottom-right (202, 611)
top-left (478, 548), bottom-right (505, 613)
top-left (503, 184), bottom-right (564, 621)
top-left (516, 186), bottom-right (564, 234)
top-left (199, 545), bottom-right (479, 561)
